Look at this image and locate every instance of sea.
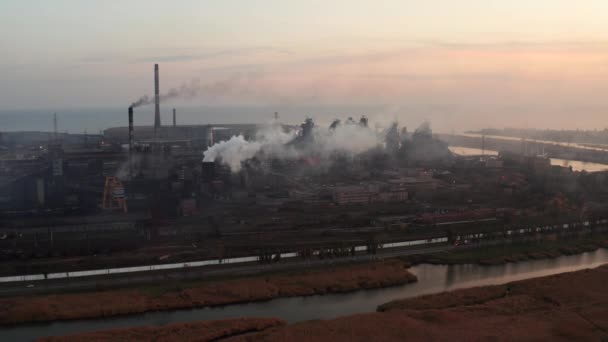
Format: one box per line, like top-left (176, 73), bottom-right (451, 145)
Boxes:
top-left (0, 105), bottom-right (390, 134)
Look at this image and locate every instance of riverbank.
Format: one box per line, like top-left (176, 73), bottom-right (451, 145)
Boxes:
top-left (1, 236), bottom-right (606, 326)
top-left (233, 264), bottom-right (608, 341)
top-left (407, 235), bottom-right (608, 266)
top-left (37, 317), bottom-right (285, 342)
top-left (6, 249), bottom-right (608, 341)
top-left (0, 259), bottom-right (415, 325)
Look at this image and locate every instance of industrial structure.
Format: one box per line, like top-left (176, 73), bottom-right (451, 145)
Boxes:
top-left (1, 63), bottom-right (608, 282)
top-left (154, 63), bottom-right (161, 134)
top-left (102, 176), bottom-right (127, 212)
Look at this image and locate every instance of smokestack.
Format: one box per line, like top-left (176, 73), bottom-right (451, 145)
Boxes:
top-left (128, 106), bottom-right (134, 179)
top-left (172, 108), bottom-right (176, 127)
top-left (53, 113), bottom-right (58, 142)
top-left (154, 64), bottom-right (161, 134)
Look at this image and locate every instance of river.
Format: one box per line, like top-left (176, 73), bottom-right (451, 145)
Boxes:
top-left (2, 249), bottom-right (607, 341)
top-left (461, 133), bottom-right (608, 152)
top-left (448, 146), bottom-right (608, 172)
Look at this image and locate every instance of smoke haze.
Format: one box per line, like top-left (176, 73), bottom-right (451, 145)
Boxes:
top-left (203, 135), bottom-right (262, 172)
top-left (131, 73), bottom-right (264, 108)
top-left (203, 119), bottom-right (385, 172)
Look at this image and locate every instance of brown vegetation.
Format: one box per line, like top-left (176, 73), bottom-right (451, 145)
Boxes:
top-left (37, 317), bottom-right (285, 342)
top-left (377, 284), bottom-right (508, 312)
top-left (230, 265), bottom-right (608, 341)
top-left (0, 259), bottom-right (415, 325)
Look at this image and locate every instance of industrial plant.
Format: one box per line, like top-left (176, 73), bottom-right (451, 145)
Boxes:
top-left (5, 1), bottom-right (608, 339)
top-left (1, 63), bottom-right (607, 288)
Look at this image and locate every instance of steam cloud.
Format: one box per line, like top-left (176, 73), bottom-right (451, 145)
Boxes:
top-left (203, 120), bottom-right (382, 172)
top-left (202, 135), bottom-right (262, 172)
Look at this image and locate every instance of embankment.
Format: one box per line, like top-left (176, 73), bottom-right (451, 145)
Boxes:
top-left (0, 259), bottom-right (415, 325)
top-left (233, 265), bottom-right (608, 341)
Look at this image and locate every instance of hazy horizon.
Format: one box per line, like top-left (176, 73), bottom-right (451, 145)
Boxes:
top-left (4, 103), bottom-right (608, 135)
top-left (2, 1), bottom-right (608, 131)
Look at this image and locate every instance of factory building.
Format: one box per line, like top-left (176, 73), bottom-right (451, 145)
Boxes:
top-left (332, 183), bottom-right (408, 205)
top-left (332, 185), bottom-right (378, 205)
top-left (377, 183), bottom-right (409, 202)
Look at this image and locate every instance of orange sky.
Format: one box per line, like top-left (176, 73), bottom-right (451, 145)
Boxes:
top-left (2, 1), bottom-right (608, 131)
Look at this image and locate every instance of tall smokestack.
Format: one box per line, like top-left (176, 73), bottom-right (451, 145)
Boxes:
top-left (154, 64), bottom-right (161, 134)
top-left (128, 106), bottom-right (134, 179)
top-left (172, 108), bottom-right (176, 127)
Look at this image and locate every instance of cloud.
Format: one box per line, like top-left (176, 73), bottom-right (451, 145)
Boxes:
top-left (134, 46), bottom-right (292, 64)
top-left (74, 46), bottom-right (292, 66)
top-left (350, 72), bottom-right (517, 82)
top-left (418, 39), bottom-right (608, 52)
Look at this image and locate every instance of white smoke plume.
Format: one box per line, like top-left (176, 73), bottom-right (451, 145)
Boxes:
top-left (202, 123), bottom-right (299, 171)
top-left (254, 124), bottom-right (299, 158)
top-left (203, 119), bottom-right (383, 172)
top-left (203, 135), bottom-right (262, 172)
top-left (313, 122), bottom-right (379, 156)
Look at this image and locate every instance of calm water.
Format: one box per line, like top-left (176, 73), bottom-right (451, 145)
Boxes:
top-left (2, 249), bottom-right (607, 341)
top-left (0, 106), bottom-right (385, 133)
top-left (550, 157), bottom-right (608, 172)
top-left (448, 146), bottom-right (499, 156)
top-left (449, 146), bottom-right (608, 172)
top-left (462, 133), bottom-right (608, 152)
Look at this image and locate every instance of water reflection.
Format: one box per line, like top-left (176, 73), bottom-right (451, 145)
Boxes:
top-left (448, 146), bottom-right (608, 172)
top-left (550, 158), bottom-right (608, 172)
top-left (448, 146), bottom-right (498, 156)
top-left (461, 133), bottom-right (608, 152)
top-left (2, 249), bottom-right (607, 341)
